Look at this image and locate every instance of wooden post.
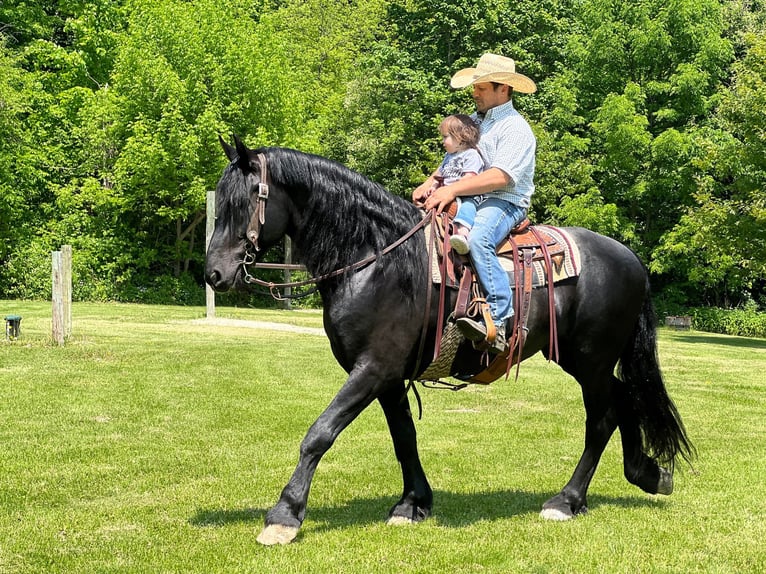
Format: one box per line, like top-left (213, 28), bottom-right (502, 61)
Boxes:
top-left (205, 190), bottom-right (216, 319)
top-left (282, 237), bottom-right (293, 310)
top-left (52, 246), bottom-right (73, 345)
top-left (62, 245), bottom-right (72, 338)
top-left (52, 251), bottom-right (65, 345)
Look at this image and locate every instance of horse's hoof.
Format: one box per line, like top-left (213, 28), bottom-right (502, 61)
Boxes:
top-left (656, 467), bottom-right (674, 495)
top-left (540, 507), bottom-right (574, 521)
top-left (256, 524), bottom-right (300, 545)
top-left (387, 515), bottom-right (415, 526)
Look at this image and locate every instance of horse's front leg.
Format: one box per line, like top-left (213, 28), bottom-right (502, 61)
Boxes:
top-left (378, 385), bottom-right (433, 525)
top-left (256, 365), bottom-right (387, 546)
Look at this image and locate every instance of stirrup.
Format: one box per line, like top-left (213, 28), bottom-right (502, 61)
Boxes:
top-left (455, 317), bottom-right (507, 354)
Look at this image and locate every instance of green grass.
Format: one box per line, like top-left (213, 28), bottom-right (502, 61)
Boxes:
top-left (1, 301), bottom-right (764, 573)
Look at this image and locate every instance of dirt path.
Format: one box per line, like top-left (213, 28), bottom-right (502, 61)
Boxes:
top-left (189, 317), bottom-right (325, 336)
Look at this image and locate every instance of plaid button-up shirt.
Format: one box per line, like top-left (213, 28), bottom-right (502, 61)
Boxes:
top-left (473, 100), bottom-right (536, 208)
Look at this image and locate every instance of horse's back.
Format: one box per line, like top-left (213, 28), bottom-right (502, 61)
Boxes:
top-left (565, 227), bottom-right (647, 291)
top-left (549, 227), bottom-right (649, 359)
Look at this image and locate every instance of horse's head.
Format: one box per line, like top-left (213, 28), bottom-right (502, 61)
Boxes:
top-left (205, 136), bottom-right (292, 292)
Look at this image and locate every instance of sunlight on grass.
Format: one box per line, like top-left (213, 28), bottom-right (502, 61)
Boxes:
top-left (1, 301), bottom-right (764, 573)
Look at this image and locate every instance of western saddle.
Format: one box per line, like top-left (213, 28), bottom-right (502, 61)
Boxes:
top-left (426, 207), bottom-right (579, 385)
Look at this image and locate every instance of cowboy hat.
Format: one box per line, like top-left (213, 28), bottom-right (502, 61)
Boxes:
top-left (450, 53), bottom-right (537, 94)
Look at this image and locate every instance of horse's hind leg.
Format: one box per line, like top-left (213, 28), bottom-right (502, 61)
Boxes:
top-left (615, 381), bottom-right (674, 495)
top-left (541, 364), bottom-right (618, 520)
top-left (378, 385), bottom-right (433, 524)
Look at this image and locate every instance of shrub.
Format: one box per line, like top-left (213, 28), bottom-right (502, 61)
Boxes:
top-left (1, 241), bottom-right (55, 299)
top-left (687, 304), bottom-right (766, 338)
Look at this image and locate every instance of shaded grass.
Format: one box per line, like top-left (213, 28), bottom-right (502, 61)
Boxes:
top-left (0, 301), bottom-right (764, 573)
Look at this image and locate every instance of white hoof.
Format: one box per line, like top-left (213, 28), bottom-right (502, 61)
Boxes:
top-left (540, 508), bottom-right (574, 521)
top-left (386, 515), bottom-right (415, 526)
top-left (256, 524), bottom-right (300, 545)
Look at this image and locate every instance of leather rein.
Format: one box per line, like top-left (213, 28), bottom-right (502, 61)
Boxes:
top-left (240, 153), bottom-right (433, 300)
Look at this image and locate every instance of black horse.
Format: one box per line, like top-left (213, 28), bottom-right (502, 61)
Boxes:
top-left (205, 137), bottom-right (693, 545)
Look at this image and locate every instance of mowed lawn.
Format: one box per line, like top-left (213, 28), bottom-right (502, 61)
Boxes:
top-left (0, 301), bottom-right (764, 573)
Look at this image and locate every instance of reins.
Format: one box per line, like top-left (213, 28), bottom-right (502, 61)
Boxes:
top-left (240, 153), bottom-right (433, 299)
top-left (241, 151), bottom-right (436, 417)
top-left (242, 214), bottom-right (431, 298)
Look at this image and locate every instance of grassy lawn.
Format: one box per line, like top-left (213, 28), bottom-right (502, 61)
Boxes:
top-left (1, 300), bottom-right (764, 573)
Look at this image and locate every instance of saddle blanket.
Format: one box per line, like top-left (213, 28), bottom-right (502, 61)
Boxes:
top-left (429, 224), bottom-right (581, 287)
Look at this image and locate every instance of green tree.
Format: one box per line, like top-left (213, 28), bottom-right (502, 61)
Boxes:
top-left (0, 43), bottom-right (33, 265)
top-left (0, 0), bottom-right (314, 300)
top-left (540, 0), bottom-right (734, 261)
top-left (2, 0), bottom-right (764, 308)
top-left (263, 0), bottom-right (387, 147)
top-left (327, 0), bottom-right (576, 196)
top-left (652, 31), bottom-right (766, 306)
top-left (0, 1), bottom-right (128, 298)
top-left (89, 0), bottom-right (313, 290)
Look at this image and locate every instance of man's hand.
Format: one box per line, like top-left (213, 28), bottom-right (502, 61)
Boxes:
top-left (424, 185), bottom-right (457, 214)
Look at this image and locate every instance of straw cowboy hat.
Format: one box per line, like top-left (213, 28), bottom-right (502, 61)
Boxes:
top-left (451, 53), bottom-right (537, 94)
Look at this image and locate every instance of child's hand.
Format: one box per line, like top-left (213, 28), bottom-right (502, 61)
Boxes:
top-left (412, 181), bottom-right (432, 206)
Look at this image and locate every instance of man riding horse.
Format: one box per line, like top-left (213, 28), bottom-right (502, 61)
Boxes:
top-left (414, 53), bottom-right (538, 355)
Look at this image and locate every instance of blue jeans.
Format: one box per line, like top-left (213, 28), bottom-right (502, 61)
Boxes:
top-left (453, 195), bottom-right (486, 229)
top-left (465, 197), bottom-right (527, 326)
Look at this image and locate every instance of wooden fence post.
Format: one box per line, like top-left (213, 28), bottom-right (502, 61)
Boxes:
top-left (62, 245), bottom-right (72, 338)
top-left (52, 246), bottom-right (73, 345)
top-left (52, 251), bottom-right (64, 345)
top-left (281, 237), bottom-right (293, 310)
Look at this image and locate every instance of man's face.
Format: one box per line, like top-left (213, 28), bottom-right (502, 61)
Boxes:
top-left (472, 82), bottom-right (507, 114)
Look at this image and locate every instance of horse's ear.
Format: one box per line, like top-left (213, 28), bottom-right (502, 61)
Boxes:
top-left (219, 134), bottom-right (237, 162)
top-left (233, 134), bottom-right (255, 171)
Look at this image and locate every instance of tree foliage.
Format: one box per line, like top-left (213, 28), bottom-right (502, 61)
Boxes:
top-left (1, 0), bottom-right (765, 309)
top-left (652, 31), bottom-right (766, 306)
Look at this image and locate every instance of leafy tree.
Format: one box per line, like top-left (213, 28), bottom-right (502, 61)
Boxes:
top-left (0, 1), bottom-right (127, 298)
top-left (263, 0), bottom-right (387, 148)
top-left (1, 0), bottom-right (764, 309)
top-left (327, 0), bottom-right (577, 196)
top-left (324, 44), bottom-right (449, 195)
top-left (540, 0), bottom-right (734, 261)
top-left (61, 1), bottom-right (313, 297)
top-left (652, 31), bottom-right (766, 306)
top-left (0, 43), bottom-right (32, 265)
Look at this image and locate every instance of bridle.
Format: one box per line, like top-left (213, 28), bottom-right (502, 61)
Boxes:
top-left (244, 152), bottom-right (270, 253)
top-left (239, 153), bottom-right (432, 300)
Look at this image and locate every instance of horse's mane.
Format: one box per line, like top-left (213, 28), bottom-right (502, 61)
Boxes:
top-left (249, 147), bottom-right (427, 300)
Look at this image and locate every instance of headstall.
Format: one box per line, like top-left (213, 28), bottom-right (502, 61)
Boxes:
top-left (245, 153), bottom-right (269, 252)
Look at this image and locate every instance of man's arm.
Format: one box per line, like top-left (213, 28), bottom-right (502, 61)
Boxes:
top-left (423, 167), bottom-right (511, 213)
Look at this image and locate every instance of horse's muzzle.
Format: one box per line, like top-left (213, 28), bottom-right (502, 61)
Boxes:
top-left (205, 265), bottom-right (239, 293)
top-left (204, 268), bottom-right (226, 292)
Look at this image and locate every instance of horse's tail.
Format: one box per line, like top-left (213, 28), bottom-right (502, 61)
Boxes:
top-left (617, 292), bottom-right (695, 468)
